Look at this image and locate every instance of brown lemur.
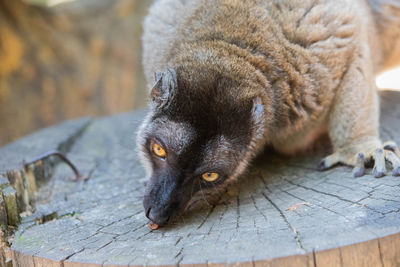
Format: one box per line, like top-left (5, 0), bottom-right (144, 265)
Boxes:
top-left (137, 0), bottom-right (400, 226)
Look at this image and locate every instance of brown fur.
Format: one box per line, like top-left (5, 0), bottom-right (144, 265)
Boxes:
top-left (141, 0), bottom-right (400, 182)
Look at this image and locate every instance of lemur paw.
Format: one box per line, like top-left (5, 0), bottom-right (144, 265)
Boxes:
top-left (317, 141), bottom-right (400, 178)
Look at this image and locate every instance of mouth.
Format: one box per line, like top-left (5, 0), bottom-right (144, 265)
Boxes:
top-left (143, 181), bottom-right (194, 228)
top-left (147, 215), bottom-right (172, 230)
top-left (145, 206), bottom-right (174, 228)
top-left (149, 221), bottom-right (159, 230)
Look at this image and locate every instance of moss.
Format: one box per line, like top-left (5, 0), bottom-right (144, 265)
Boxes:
top-left (16, 234), bottom-right (43, 247)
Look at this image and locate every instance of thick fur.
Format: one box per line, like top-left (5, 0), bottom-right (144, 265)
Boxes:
top-left (139, 0), bottom-right (400, 225)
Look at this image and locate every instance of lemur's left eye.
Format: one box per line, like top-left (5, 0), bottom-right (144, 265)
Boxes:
top-left (202, 172), bottom-right (219, 182)
top-left (152, 143), bottom-right (166, 158)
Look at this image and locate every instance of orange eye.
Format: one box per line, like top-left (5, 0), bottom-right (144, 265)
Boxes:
top-left (152, 143), bottom-right (166, 158)
top-left (202, 172), bottom-right (219, 182)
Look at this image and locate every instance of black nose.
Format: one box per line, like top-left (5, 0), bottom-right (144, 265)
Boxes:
top-left (145, 205), bottom-right (170, 225)
top-left (143, 173), bottom-right (182, 225)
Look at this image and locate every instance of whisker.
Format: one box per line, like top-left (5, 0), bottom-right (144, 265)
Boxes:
top-left (198, 179), bottom-right (211, 206)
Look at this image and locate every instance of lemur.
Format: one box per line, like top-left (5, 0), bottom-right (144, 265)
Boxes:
top-left (137, 0), bottom-right (400, 226)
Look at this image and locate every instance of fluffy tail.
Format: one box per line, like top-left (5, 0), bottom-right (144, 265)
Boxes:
top-left (367, 0), bottom-right (400, 71)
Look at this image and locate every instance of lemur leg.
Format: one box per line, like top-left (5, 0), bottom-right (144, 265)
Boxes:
top-left (318, 53), bottom-right (400, 177)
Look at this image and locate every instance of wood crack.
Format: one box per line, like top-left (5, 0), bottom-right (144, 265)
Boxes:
top-left (281, 188), bottom-right (351, 222)
top-left (262, 192), bottom-right (306, 253)
top-left (281, 176), bottom-right (385, 215)
top-left (377, 238), bottom-right (385, 267)
top-left (251, 195), bottom-right (269, 222)
top-left (197, 205), bottom-right (216, 230)
top-left (8, 92), bottom-right (400, 265)
top-left (61, 248), bottom-right (85, 267)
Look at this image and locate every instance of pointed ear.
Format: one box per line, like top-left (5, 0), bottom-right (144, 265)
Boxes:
top-left (150, 68), bottom-right (177, 109)
top-left (154, 71), bottom-right (163, 82)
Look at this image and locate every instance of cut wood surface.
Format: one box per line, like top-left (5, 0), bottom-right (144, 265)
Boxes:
top-left (3, 90), bottom-right (400, 266)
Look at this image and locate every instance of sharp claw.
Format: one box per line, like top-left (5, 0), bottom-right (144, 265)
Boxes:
top-left (384, 144), bottom-right (394, 151)
top-left (384, 141), bottom-right (400, 158)
top-left (321, 144), bottom-right (400, 177)
top-left (384, 141), bottom-right (397, 150)
top-left (384, 150), bottom-right (400, 177)
top-left (353, 167), bottom-right (365, 177)
top-left (373, 167), bottom-right (385, 178)
top-left (373, 148), bottom-right (386, 178)
top-left (353, 153), bottom-right (365, 177)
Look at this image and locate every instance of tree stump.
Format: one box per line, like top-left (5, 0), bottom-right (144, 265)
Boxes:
top-left (2, 90), bottom-right (400, 267)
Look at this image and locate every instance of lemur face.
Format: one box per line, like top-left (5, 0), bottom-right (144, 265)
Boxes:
top-left (138, 68), bottom-right (264, 226)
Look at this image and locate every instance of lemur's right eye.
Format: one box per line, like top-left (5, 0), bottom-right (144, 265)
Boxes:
top-left (202, 172), bottom-right (219, 182)
top-left (152, 143), bottom-right (166, 158)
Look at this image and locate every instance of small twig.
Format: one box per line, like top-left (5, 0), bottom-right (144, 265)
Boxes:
top-left (23, 150), bottom-right (87, 181)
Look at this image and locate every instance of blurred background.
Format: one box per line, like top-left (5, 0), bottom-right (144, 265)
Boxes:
top-left (0, 0), bottom-right (399, 146)
top-left (0, 0), bottom-right (150, 146)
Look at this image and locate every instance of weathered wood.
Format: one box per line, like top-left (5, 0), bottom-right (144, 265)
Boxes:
top-left (0, 117), bottom-right (91, 217)
top-left (0, 195), bottom-right (7, 227)
top-left (378, 234), bottom-right (400, 266)
top-left (314, 248), bottom-right (342, 267)
top-left (0, 117), bottom-right (91, 263)
top-left (1, 90), bottom-right (400, 266)
top-left (339, 239), bottom-right (382, 267)
top-left (2, 187), bottom-right (18, 227)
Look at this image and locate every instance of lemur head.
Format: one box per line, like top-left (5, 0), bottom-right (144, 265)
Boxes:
top-left (138, 66), bottom-right (265, 226)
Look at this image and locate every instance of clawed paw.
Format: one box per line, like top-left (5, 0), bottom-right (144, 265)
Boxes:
top-left (318, 141), bottom-right (400, 178)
